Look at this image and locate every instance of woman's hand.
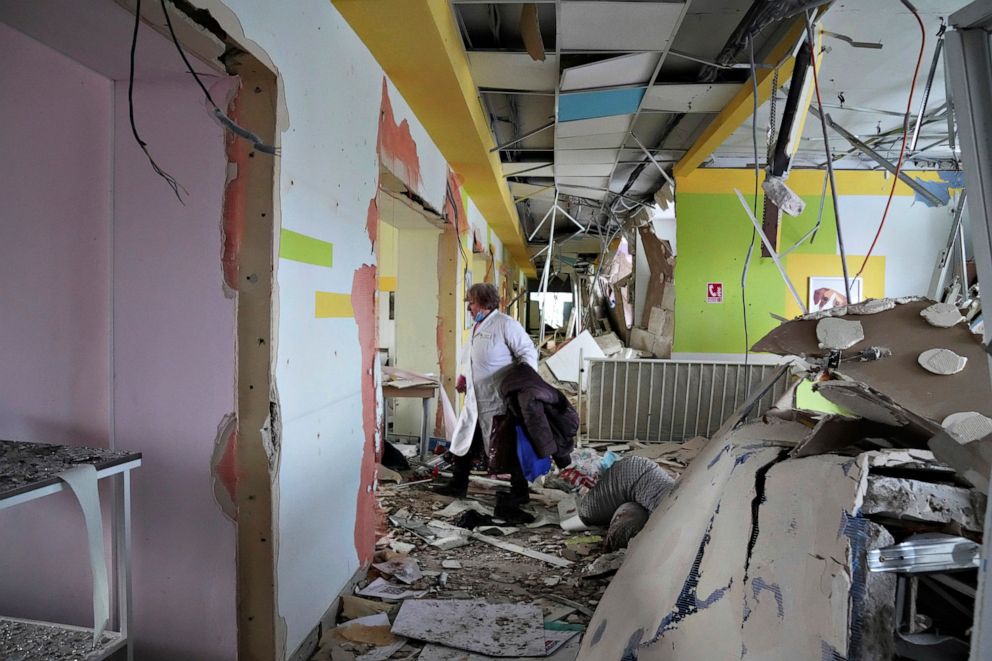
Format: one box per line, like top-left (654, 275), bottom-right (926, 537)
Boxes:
top-left (456, 375), bottom-right (467, 393)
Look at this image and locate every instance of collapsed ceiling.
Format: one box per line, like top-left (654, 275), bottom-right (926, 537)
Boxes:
top-left (451, 0), bottom-right (964, 265)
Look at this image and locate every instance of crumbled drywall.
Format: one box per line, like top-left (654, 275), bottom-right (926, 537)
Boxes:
top-left (211, 413), bottom-right (240, 521)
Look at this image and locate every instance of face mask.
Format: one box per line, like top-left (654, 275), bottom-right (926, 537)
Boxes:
top-left (474, 311), bottom-right (486, 323)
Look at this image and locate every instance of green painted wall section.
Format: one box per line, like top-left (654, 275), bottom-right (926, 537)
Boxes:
top-left (674, 191), bottom-right (835, 354)
top-left (279, 228), bottom-right (334, 267)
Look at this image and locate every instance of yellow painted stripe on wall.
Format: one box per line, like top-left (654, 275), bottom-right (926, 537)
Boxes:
top-left (314, 291), bottom-right (354, 318)
top-left (678, 169), bottom-right (952, 197)
top-left (379, 276), bottom-right (397, 292)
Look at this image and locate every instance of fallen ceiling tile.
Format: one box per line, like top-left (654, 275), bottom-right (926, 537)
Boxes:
top-left (560, 1), bottom-right (685, 51)
top-left (561, 52), bottom-right (661, 91)
top-left (559, 87), bottom-right (646, 122)
top-left (467, 52), bottom-right (559, 92)
top-left (641, 83), bottom-right (742, 113)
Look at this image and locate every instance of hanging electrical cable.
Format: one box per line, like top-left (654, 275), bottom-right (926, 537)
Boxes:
top-left (159, 0), bottom-right (279, 156)
top-left (854, 0), bottom-right (926, 278)
top-left (806, 10), bottom-right (853, 302)
top-left (129, 0), bottom-right (187, 202)
top-left (741, 36), bottom-right (760, 367)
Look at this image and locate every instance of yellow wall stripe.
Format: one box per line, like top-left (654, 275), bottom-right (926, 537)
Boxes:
top-left (280, 229), bottom-right (334, 267)
top-left (379, 276), bottom-right (397, 292)
top-left (315, 291), bottom-right (354, 318)
top-left (678, 168), bottom-right (954, 197)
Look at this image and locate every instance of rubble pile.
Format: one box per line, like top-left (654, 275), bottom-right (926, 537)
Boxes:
top-left (314, 297), bottom-right (989, 660)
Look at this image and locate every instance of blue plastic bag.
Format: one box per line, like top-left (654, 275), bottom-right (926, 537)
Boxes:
top-left (515, 425), bottom-right (551, 482)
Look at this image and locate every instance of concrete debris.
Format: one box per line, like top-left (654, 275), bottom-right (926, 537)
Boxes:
top-left (853, 523), bottom-right (898, 661)
top-left (355, 577), bottom-right (427, 601)
top-left (592, 332), bottom-right (624, 357)
top-left (917, 348), bottom-right (968, 375)
top-left (372, 555), bottom-right (423, 584)
top-left (921, 302), bottom-right (966, 328)
top-left (943, 411), bottom-right (992, 443)
top-left (816, 317), bottom-right (865, 350)
top-left (582, 550), bottom-right (626, 579)
top-left (863, 475), bottom-right (985, 532)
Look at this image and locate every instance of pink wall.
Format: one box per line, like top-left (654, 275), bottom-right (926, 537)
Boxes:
top-left (0, 17), bottom-right (237, 660)
top-left (112, 79), bottom-right (238, 660)
top-left (0, 22), bottom-right (114, 626)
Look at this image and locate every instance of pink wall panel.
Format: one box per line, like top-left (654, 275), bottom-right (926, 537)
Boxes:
top-left (112, 78), bottom-right (238, 660)
top-left (0, 22), bottom-right (114, 627)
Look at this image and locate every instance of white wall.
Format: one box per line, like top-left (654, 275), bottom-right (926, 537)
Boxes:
top-left (837, 193), bottom-right (957, 298)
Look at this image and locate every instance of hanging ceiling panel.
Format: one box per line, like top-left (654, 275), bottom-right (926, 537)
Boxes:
top-left (467, 52), bottom-right (559, 91)
top-left (556, 114), bottom-right (634, 138)
top-left (556, 163), bottom-right (616, 177)
top-left (642, 83), bottom-right (742, 113)
top-left (559, 1), bottom-right (686, 52)
top-left (559, 87), bottom-right (646, 121)
top-left (502, 162), bottom-right (554, 177)
top-left (557, 133), bottom-right (628, 149)
top-left (509, 181), bottom-right (557, 201)
top-left (560, 52), bottom-right (661, 91)
top-left (558, 185), bottom-right (608, 201)
top-left (556, 149), bottom-right (624, 165)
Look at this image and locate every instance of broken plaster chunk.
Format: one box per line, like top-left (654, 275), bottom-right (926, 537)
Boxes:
top-left (816, 317), bottom-right (865, 350)
top-left (942, 412), bottom-right (992, 444)
top-left (918, 348), bottom-right (968, 375)
top-left (864, 476), bottom-right (984, 531)
top-left (921, 302), bottom-right (966, 328)
top-left (847, 298), bottom-right (897, 315)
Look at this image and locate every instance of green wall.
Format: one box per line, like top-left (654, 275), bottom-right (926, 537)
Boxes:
top-left (674, 189), bottom-right (836, 354)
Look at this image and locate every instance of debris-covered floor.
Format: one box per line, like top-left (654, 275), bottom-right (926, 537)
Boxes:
top-left (311, 298), bottom-right (990, 661)
top-left (308, 437), bottom-right (700, 661)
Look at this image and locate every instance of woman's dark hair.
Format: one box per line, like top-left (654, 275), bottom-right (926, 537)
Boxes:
top-left (467, 283), bottom-right (500, 310)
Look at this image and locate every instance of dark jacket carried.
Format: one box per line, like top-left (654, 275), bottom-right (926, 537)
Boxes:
top-left (494, 363), bottom-right (578, 470)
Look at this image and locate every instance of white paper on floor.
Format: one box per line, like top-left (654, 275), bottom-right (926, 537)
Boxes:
top-left (391, 599), bottom-right (546, 657)
top-left (355, 577), bottom-right (427, 601)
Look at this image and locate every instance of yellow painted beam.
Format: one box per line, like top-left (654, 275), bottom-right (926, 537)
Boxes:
top-left (673, 19), bottom-right (807, 178)
top-left (333, 0), bottom-right (535, 277)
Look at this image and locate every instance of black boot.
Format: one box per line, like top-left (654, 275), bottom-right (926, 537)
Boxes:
top-left (432, 479), bottom-right (468, 498)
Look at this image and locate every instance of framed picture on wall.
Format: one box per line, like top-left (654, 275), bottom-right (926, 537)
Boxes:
top-left (808, 276), bottom-right (863, 312)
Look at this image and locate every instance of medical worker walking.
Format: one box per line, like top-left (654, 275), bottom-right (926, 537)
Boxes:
top-left (434, 283), bottom-right (537, 499)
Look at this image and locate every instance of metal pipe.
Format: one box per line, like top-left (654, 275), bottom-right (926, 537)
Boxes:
top-left (735, 189), bottom-right (809, 314)
top-left (631, 132), bottom-right (676, 187)
top-left (821, 111), bottom-right (945, 207)
top-left (910, 23), bottom-right (946, 151)
top-left (489, 121), bottom-right (555, 153)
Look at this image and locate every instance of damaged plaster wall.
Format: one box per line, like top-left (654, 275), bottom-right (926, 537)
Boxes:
top-left (0, 22), bottom-right (113, 628)
top-left (187, 1), bottom-right (519, 656)
top-left (673, 169), bottom-right (958, 356)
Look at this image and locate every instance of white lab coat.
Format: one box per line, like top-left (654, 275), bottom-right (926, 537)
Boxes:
top-left (449, 311), bottom-right (538, 456)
